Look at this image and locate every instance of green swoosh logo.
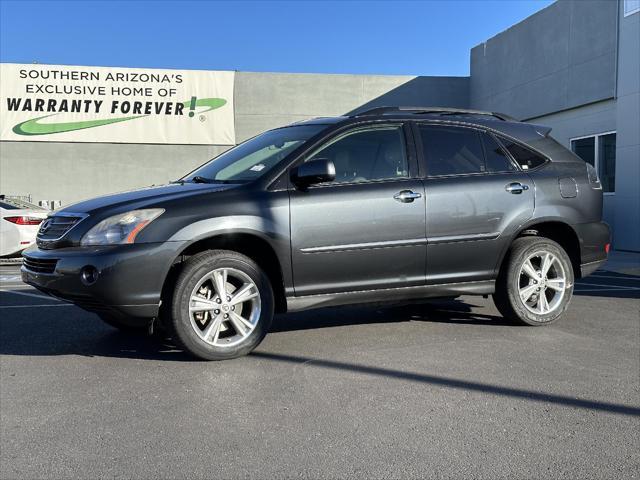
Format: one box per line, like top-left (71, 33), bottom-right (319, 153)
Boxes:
top-left (12, 97), bottom-right (227, 136)
top-left (181, 97), bottom-right (227, 112)
top-left (13, 114), bottom-right (141, 135)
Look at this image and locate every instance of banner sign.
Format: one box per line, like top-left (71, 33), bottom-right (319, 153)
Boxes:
top-left (0, 63), bottom-right (235, 145)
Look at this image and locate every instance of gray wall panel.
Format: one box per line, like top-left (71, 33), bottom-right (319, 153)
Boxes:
top-left (567, 53), bottom-right (617, 106)
top-left (0, 142), bottom-right (227, 206)
top-left (234, 72), bottom-right (469, 141)
top-left (470, 0), bottom-right (617, 120)
top-left (613, 6), bottom-right (640, 251)
top-left (568, 0), bottom-right (618, 65)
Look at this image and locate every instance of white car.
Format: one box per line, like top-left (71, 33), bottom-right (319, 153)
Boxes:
top-left (0, 196), bottom-right (48, 257)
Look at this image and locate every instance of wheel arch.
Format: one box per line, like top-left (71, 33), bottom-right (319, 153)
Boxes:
top-left (498, 219), bottom-right (582, 280)
top-left (161, 231), bottom-right (288, 315)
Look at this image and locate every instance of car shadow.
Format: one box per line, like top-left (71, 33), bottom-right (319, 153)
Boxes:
top-left (0, 298), bottom-right (510, 361)
top-left (270, 298), bottom-right (514, 333)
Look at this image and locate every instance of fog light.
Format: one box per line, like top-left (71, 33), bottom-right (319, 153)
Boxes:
top-left (81, 266), bottom-right (99, 285)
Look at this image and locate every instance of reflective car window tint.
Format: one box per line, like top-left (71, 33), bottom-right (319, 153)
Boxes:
top-left (308, 126), bottom-right (408, 184)
top-left (500, 138), bottom-right (548, 170)
top-left (184, 125), bottom-right (325, 183)
top-left (419, 125), bottom-right (485, 176)
top-left (482, 133), bottom-right (517, 172)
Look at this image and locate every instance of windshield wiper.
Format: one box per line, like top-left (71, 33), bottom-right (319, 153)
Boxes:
top-left (191, 175), bottom-right (213, 183)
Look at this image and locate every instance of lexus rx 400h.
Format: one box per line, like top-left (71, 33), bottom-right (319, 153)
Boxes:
top-left (22, 107), bottom-right (610, 360)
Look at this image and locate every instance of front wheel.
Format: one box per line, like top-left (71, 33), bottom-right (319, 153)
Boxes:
top-left (493, 237), bottom-right (574, 326)
top-left (167, 250), bottom-right (274, 360)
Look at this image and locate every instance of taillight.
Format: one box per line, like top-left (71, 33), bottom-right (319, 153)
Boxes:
top-left (3, 216), bottom-right (44, 225)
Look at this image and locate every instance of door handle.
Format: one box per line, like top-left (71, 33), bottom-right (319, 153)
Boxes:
top-left (393, 190), bottom-right (422, 203)
top-left (505, 182), bottom-right (529, 194)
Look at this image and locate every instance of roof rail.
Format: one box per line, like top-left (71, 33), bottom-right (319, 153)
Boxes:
top-left (351, 106), bottom-right (516, 122)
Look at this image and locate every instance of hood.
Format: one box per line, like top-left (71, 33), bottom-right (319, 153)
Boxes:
top-left (58, 182), bottom-right (238, 215)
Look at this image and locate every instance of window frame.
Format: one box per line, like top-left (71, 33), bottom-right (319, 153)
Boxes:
top-left (570, 131), bottom-right (616, 195)
top-left (287, 121), bottom-right (418, 189)
top-left (412, 122), bottom-right (522, 179)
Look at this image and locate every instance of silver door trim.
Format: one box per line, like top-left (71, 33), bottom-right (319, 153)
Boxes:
top-left (300, 237), bottom-right (428, 253)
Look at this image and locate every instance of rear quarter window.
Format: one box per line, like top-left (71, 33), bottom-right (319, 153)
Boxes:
top-left (481, 133), bottom-right (518, 172)
top-left (498, 137), bottom-right (548, 170)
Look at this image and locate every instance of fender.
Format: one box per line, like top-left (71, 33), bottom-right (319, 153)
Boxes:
top-left (493, 216), bottom-right (580, 275)
top-left (166, 214), bottom-right (293, 292)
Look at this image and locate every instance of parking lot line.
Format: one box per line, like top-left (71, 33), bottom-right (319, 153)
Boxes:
top-left (574, 282), bottom-right (640, 290)
top-left (0, 274), bottom-right (22, 282)
top-left (574, 287), bottom-right (639, 293)
top-left (590, 274), bottom-right (640, 280)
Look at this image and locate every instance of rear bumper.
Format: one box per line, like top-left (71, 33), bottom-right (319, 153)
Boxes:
top-left (575, 221), bottom-right (610, 277)
top-left (21, 242), bottom-right (186, 318)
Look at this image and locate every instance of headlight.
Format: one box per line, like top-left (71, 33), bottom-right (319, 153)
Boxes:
top-left (81, 209), bottom-right (164, 246)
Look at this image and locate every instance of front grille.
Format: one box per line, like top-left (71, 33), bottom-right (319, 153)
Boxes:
top-left (37, 216), bottom-right (82, 241)
top-left (23, 256), bottom-right (58, 274)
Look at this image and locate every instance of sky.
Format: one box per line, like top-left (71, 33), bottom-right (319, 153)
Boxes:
top-left (0, 0), bottom-right (554, 77)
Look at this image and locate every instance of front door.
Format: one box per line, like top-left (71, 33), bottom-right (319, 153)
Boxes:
top-left (289, 124), bottom-right (426, 296)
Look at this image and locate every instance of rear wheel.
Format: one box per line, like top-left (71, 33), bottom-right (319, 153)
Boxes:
top-left (494, 236), bottom-right (574, 326)
top-left (167, 250), bottom-right (273, 360)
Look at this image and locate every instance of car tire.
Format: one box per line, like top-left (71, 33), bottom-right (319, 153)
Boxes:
top-left (493, 236), bottom-right (574, 326)
top-left (98, 314), bottom-right (150, 333)
top-left (167, 250), bottom-right (273, 360)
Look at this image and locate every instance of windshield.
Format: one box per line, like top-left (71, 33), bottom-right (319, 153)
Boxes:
top-left (182, 125), bottom-right (325, 183)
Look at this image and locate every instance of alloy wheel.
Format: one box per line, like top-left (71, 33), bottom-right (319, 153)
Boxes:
top-left (518, 250), bottom-right (567, 316)
top-left (188, 267), bottom-right (261, 347)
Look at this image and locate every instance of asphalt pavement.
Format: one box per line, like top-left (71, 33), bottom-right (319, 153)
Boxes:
top-left (1, 263), bottom-right (639, 479)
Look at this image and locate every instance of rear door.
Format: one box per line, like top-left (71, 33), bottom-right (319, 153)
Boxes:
top-left (415, 123), bottom-right (534, 284)
top-left (289, 123), bottom-right (427, 296)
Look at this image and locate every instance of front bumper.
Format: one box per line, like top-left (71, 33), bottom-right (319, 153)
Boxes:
top-left (21, 242), bottom-right (186, 318)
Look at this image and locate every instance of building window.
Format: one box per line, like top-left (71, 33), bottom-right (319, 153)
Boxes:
top-left (570, 132), bottom-right (616, 193)
top-left (624, 0), bottom-right (640, 16)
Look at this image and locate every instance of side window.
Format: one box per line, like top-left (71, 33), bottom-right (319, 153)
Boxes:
top-left (499, 137), bottom-right (548, 170)
top-left (419, 125), bottom-right (485, 176)
top-left (482, 133), bottom-right (517, 172)
top-left (307, 126), bottom-right (408, 184)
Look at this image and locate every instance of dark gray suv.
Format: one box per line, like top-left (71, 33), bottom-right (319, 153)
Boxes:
top-left (22, 107), bottom-right (610, 360)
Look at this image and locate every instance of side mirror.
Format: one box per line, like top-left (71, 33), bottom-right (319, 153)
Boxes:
top-left (291, 158), bottom-right (336, 188)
